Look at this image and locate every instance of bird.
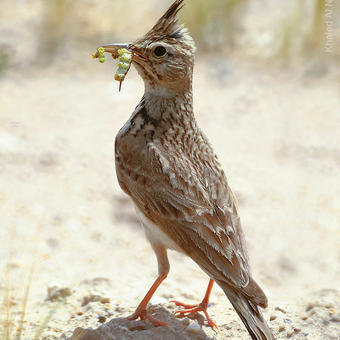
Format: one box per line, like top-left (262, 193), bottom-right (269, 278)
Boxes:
top-left (103, 0), bottom-right (275, 339)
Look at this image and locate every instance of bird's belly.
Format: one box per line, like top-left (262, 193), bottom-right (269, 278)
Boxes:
top-left (134, 204), bottom-right (182, 252)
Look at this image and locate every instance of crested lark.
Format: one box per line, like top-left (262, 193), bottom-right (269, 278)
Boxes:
top-left (102, 1), bottom-right (274, 339)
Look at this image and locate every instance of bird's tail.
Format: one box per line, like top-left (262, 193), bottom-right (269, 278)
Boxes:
top-left (222, 286), bottom-right (275, 340)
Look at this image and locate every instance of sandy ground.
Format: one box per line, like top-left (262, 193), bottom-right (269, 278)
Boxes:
top-left (1, 31), bottom-right (340, 339)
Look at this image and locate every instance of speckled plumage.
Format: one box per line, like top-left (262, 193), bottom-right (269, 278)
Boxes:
top-left (113, 1), bottom-right (274, 339)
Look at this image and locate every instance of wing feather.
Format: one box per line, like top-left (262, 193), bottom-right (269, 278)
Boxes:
top-left (116, 137), bottom-right (251, 289)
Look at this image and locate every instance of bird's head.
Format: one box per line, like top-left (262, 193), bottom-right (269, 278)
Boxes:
top-left (103, 0), bottom-right (196, 95)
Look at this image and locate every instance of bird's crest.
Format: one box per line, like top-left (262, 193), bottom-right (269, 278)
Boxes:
top-left (150, 0), bottom-right (184, 37)
top-left (141, 0), bottom-right (194, 50)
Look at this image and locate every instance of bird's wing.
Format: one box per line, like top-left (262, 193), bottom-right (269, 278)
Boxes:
top-left (117, 138), bottom-right (251, 289)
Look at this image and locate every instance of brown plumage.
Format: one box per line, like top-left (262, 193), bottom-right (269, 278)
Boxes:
top-left (108, 1), bottom-right (274, 339)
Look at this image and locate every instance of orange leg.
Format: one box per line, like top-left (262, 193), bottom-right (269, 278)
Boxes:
top-left (170, 279), bottom-right (219, 329)
top-left (127, 242), bottom-right (169, 327)
top-left (127, 273), bottom-right (168, 327)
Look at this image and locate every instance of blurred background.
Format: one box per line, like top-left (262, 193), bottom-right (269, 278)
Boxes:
top-left (1, 0), bottom-right (340, 70)
top-left (1, 0), bottom-right (339, 339)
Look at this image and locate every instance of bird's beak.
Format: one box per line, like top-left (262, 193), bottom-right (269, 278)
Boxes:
top-left (96, 42), bottom-right (147, 63)
top-left (99, 43), bottom-right (131, 57)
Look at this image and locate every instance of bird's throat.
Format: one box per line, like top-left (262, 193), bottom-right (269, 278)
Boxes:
top-left (143, 87), bottom-right (194, 125)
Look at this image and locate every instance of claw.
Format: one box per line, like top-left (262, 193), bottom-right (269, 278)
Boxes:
top-left (127, 309), bottom-right (168, 327)
top-left (170, 300), bottom-right (198, 309)
top-left (170, 300), bottom-right (219, 330)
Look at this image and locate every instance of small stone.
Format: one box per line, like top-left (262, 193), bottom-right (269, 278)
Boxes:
top-left (287, 330), bottom-right (294, 338)
top-left (305, 303), bottom-right (315, 312)
top-left (269, 315), bottom-right (276, 321)
top-left (284, 318), bottom-right (292, 324)
top-left (325, 303), bottom-right (335, 309)
top-left (100, 297), bottom-right (110, 304)
top-left (82, 290), bottom-right (110, 306)
top-left (278, 325), bottom-right (285, 332)
top-left (47, 282), bottom-right (71, 301)
top-left (186, 322), bottom-right (201, 333)
top-left (98, 315), bottom-right (106, 323)
top-left (115, 305), bottom-right (124, 312)
top-left (275, 306), bottom-right (287, 314)
top-left (330, 315), bottom-right (340, 322)
top-left (301, 315), bottom-right (308, 320)
top-left (294, 328), bottom-right (301, 333)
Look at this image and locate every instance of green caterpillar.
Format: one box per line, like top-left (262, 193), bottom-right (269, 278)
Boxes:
top-left (114, 49), bottom-right (132, 85)
top-left (92, 47), bottom-right (106, 63)
top-left (98, 47), bottom-right (105, 63)
top-left (92, 47), bottom-right (132, 91)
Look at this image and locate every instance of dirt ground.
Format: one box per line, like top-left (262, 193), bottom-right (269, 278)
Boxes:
top-left (1, 51), bottom-right (339, 339)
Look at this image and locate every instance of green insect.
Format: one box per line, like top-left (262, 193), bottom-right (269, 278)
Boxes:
top-left (92, 47), bottom-right (106, 63)
top-left (114, 49), bottom-right (132, 91)
top-left (92, 46), bottom-right (132, 91)
top-left (97, 47), bottom-right (105, 63)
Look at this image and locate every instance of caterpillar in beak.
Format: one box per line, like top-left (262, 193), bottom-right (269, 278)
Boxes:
top-left (92, 47), bottom-right (132, 91)
top-left (114, 49), bottom-right (132, 92)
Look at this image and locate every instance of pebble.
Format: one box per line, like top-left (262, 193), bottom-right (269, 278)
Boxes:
top-left (47, 282), bottom-right (71, 301)
top-left (98, 315), bottom-right (106, 323)
top-left (275, 306), bottom-right (287, 314)
top-left (278, 325), bottom-right (285, 332)
top-left (305, 303), bottom-right (315, 312)
top-left (186, 322), bottom-right (201, 333)
top-left (101, 297), bottom-right (110, 304)
top-left (82, 290), bottom-right (110, 306)
top-left (330, 315), bottom-right (340, 322)
top-left (287, 330), bottom-right (294, 338)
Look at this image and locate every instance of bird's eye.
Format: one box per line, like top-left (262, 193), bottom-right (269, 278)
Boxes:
top-left (153, 46), bottom-right (167, 57)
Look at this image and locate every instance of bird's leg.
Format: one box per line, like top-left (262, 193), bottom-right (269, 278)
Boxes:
top-left (170, 279), bottom-right (219, 329)
top-left (127, 243), bottom-right (169, 327)
top-left (127, 273), bottom-right (168, 326)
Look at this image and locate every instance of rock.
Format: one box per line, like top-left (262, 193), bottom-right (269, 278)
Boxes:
top-left (278, 325), bottom-right (285, 332)
top-left (82, 290), bottom-right (111, 306)
top-left (46, 282), bottom-right (71, 301)
top-left (269, 314), bottom-right (277, 321)
top-left (275, 306), bottom-right (287, 314)
top-left (98, 315), bottom-right (106, 323)
top-left (186, 322), bottom-right (201, 333)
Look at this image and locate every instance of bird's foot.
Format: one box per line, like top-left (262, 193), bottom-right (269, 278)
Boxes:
top-left (127, 308), bottom-right (168, 327)
top-left (170, 300), bottom-right (219, 329)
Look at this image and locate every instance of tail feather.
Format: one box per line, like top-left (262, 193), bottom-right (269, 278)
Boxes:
top-left (222, 286), bottom-right (275, 340)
